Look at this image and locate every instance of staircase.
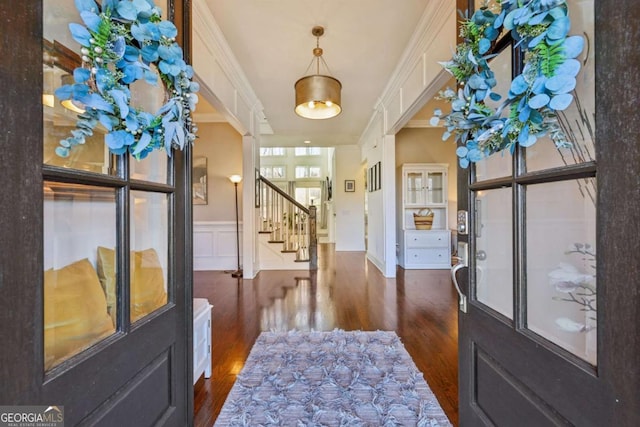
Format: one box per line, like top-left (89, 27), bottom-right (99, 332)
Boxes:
top-left (258, 175), bottom-right (317, 271)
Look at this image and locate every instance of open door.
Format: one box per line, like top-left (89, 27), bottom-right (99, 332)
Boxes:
top-left (0, 1), bottom-right (193, 425)
top-left (453, 0), bottom-right (640, 425)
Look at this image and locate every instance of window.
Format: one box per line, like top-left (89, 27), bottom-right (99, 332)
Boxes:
top-left (260, 166), bottom-right (286, 179)
top-left (294, 166), bottom-right (321, 178)
top-left (294, 147), bottom-right (321, 156)
top-left (260, 147), bottom-right (285, 156)
top-left (294, 187), bottom-right (322, 207)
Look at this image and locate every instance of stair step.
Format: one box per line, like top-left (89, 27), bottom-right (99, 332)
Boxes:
top-left (258, 231), bottom-right (272, 234)
top-left (281, 250), bottom-right (297, 253)
top-left (268, 240), bottom-right (285, 244)
top-left (294, 259), bottom-right (310, 263)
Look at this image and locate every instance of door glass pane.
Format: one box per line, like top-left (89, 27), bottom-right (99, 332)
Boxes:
top-left (44, 182), bottom-right (117, 370)
top-left (475, 188), bottom-right (513, 319)
top-left (130, 150), bottom-right (168, 184)
top-left (526, 179), bottom-right (597, 365)
top-left (526, 0), bottom-right (594, 172)
top-left (405, 172), bottom-right (424, 205)
top-left (43, 0), bottom-right (170, 181)
top-left (130, 191), bottom-right (169, 323)
top-left (427, 172), bottom-right (444, 204)
top-left (43, 0), bottom-right (113, 175)
top-left (475, 47), bottom-right (512, 182)
top-left (129, 65), bottom-right (168, 183)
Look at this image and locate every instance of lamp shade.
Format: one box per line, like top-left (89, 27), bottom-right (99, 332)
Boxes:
top-left (294, 75), bottom-right (342, 120)
top-left (229, 174), bottom-right (242, 184)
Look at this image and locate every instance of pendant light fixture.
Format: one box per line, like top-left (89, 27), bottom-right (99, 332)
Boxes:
top-left (294, 26), bottom-right (342, 120)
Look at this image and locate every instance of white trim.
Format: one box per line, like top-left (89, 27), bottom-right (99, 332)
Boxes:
top-left (192, 0), bottom-right (268, 136)
top-left (359, 2), bottom-right (455, 143)
top-left (193, 221), bottom-right (243, 271)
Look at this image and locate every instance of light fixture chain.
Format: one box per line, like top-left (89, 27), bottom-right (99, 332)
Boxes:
top-left (316, 35), bottom-right (320, 75)
top-left (302, 56), bottom-right (317, 76)
top-left (319, 56), bottom-right (333, 77)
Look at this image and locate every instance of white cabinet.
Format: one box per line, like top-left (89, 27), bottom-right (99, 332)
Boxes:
top-left (398, 163), bottom-right (451, 269)
top-left (193, 298), bottom-right (212, 384)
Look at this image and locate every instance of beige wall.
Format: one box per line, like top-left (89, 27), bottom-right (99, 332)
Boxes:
top-left (395, 127), bottom-right (458, 228)
top-left (193, 122), bottom-right (243, 222)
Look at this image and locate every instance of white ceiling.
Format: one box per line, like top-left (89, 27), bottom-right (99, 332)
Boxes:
top-left (202, 0), bottom-right (432, 147)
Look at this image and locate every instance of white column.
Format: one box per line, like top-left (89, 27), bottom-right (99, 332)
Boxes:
top-left (242, 134), bottom-right (259, 278)
top-left (382, 134), bottom-right (397, 278)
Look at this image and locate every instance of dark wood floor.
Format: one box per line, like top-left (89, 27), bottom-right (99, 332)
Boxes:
top-left (193, 243), bottom-right (459, 426)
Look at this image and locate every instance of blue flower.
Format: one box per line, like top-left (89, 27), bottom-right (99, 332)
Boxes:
top-left (158, 21), bottom-right (178, 39)
top-left (98, 113), bottom-right (119, 131)
top-left (78, 93), bottom-right (114, 113)
top-left (73, 67), bottom-right (91, 83)
top-left (133, 132), bottom-right (152, 155)
top-left (106, 130), bottom-right (135, 151)
top-left (69, 23), bottom-right (91, 47)
top-left (116, 1), bottom-right (138, 21)
top-left (74, 0), bottom-right (99, 13)
top-left (80, 10), bottom-right (101, 32)
top-left (108, 89), bottom-right (130, 119)
top-left (59, 0), bottom-right (198, 159)
top-left (131, 22), bottom-right (161, 42)
top-left (120, 62), bottom-right (144, 84)
top-left (141, 44), bottom-right (159, 62)
top-left (123, 46), bottom-right (140, 62)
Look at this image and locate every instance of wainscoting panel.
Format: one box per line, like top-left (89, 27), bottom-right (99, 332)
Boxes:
top-left (194, 221), bottom-right (243, 271)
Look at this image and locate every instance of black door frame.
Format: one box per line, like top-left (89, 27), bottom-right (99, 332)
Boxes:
top-left (0, 1), bottom-right (194, 425)
top-left (456, 0), bottom-right (640, 425)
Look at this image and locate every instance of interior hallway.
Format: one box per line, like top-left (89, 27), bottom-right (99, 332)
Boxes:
top-left (193, 243), bottom-right (459, 426)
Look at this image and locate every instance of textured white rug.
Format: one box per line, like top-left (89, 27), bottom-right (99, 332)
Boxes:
top-left (215, 329), bottom-right (451, 426)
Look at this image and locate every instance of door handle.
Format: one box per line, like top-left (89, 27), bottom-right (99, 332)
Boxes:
top-left (451, 263), bottom-right (468, 313)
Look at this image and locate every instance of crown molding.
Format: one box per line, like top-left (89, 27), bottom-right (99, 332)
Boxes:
top-left (192, 0), bottom-right (269, 132)
top-left (359, 2), bottom-right (454, 148)
top-left (378, 1), bottom-right (455, 108)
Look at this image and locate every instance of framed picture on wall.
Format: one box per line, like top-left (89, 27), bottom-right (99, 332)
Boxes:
top-left (345, 180), bottom-right (355, 192)
top-left (372, 163), bottom-right (378, 192)
top-left (193, 156), bottom-right (208, 205)
top-left (376, 161), bottom-right (382, 191)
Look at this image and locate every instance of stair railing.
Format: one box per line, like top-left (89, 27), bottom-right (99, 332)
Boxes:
top-left (259, 175), bottom-right (317, 270)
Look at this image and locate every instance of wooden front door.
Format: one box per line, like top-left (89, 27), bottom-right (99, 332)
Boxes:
top-left (0, 1), bottom-right (193, 425)
top-left (454, 0), bottom-right (639, 425)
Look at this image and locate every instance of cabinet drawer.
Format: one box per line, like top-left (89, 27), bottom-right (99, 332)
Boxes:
top-left (406, 248), bottom-right (450, 265)
top-left (406, 230), bottom-right (449, 248)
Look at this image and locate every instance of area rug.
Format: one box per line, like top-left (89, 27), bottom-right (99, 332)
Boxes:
top-left (215, 329), bottom-right (451, 426)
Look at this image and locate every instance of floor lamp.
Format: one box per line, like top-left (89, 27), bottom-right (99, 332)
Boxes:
top-left (229, 174), bottom-right (243, 278)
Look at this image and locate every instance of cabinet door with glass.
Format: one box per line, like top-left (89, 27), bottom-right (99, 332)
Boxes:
top-left (403, 164), bottom-right (447, 207)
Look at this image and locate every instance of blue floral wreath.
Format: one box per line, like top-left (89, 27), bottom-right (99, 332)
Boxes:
top-left (54, 0), bottom-right (199, 159)
top-left (431, 0), bottom-right (584, 168)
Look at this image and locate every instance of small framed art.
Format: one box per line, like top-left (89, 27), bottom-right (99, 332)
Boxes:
top-left (345, 180), bottom-right (355, 192)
